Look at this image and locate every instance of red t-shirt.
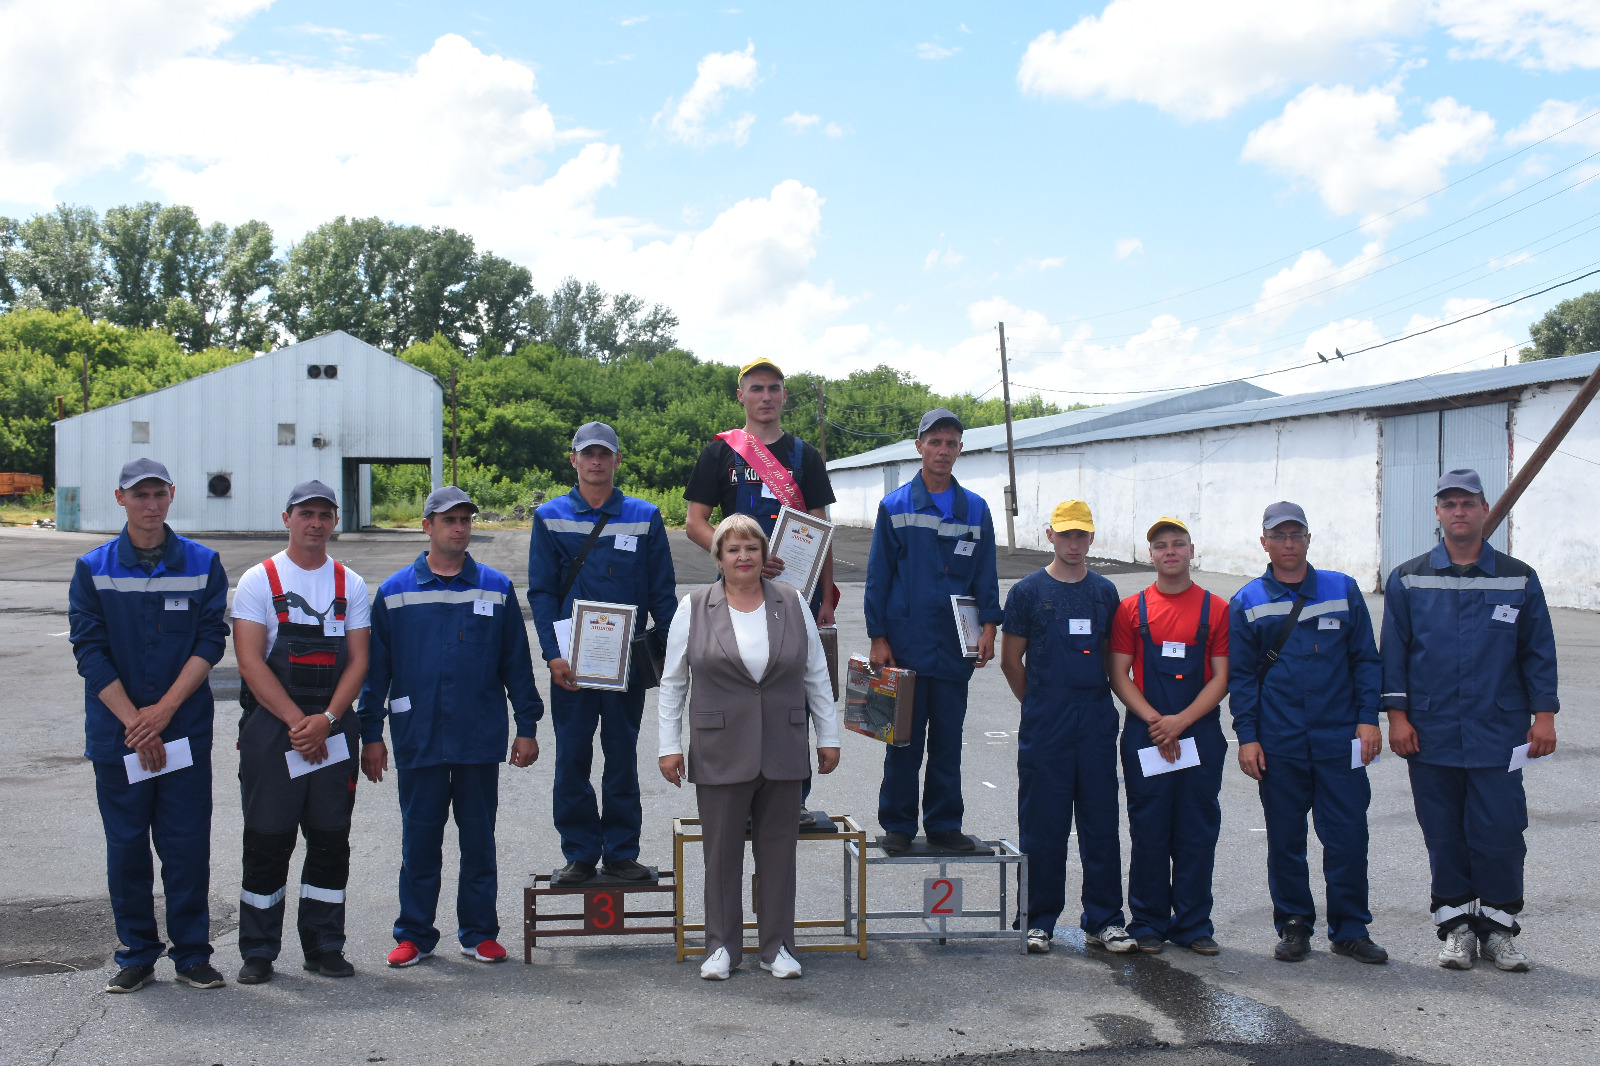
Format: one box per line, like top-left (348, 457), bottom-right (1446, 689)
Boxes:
top-left (1110, 583), bottom-right (1230, 691)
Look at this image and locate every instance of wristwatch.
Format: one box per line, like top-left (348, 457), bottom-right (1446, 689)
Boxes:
top-left (323, 710), bottom-right (339, 729)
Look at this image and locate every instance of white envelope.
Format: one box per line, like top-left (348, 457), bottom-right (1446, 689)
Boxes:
top-left (1508, 742), bottom-right (1554, 772)
top-left (124, 737), bottom-right (194, 784)
top-left (285, 731), bottom-right (350, 779)
top-left (553, 618), bottom-right (572, 661)
top-left (1138, 737), bottom-right (1199, 777)
top-left (1351, 737), bottom-right (1379, 769)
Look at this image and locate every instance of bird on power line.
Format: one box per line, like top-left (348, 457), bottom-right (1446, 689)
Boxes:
top-left (1318, 352), bottom-right (1329, 363)
top-left (1335, 348), bottom-right (1346, 361)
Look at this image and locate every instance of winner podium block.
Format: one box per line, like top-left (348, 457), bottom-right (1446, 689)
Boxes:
top-left (846, 835), bottom-right (1029, 953)
top-left (522, 867), bottom-right (676, 962)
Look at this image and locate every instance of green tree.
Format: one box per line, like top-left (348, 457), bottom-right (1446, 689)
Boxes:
top-left (219, 220), bottom-right (280, 352)
top-left (271, 215), bottom-right (398, 346)
top-left (1521, 290), bottom-right (1600, 361)
top-left (102, 202), bottom-right (164, 328)
top-left (2, 205), bottom-right (106, 316)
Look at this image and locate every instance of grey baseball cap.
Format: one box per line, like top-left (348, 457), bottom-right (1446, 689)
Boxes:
top-left (1262, 501), bottom-right (1309, 530)
top-left (423, 485), bottom-right (479, 519)
top-left (917, 407), bottom-right (964, 437)
top-left (1436, 468), bottom-right (1484, 496)
top-left (118, 458), bottom-right (173, 489)
top-left (571, 421), bottom-right (620, 453)
top-left (285, 480), bottom-right (338, 509)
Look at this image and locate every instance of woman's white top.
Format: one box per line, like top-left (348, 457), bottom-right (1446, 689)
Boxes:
top-left (657, 592), bottom-right (841, 756)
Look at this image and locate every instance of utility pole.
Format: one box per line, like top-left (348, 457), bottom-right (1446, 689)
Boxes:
top-left (998, 322), bottom-right (1019, 554)
top-left (1484, 359), bottom-right (1600, 539)
top-left (450, 366), bottom-right (459, 487)
top-left (814, 381), bottom-right (829, 462)
top-left (56, 396), bottom-right (65, 422)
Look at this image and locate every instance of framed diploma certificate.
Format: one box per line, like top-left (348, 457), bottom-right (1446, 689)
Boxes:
top-left (767, 505), bottom-right (833, 601)
top-left (568, 600), bottom-right (638, 690)
top-left (950, 595), bottom-right (981, 658)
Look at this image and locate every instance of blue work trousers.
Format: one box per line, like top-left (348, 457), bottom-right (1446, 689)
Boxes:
top-left (551, 685), bottom-right (646, 865)
top-left (92, 747), bottom-right (214, 970)
top-left (395, 763), bottom-right (500, 952)
top-left (1018, 734), bottom-right (1124, 936)
top-left (1120, 713), bottom-right (1225, 945)
top-left (1408, 760), bottom-right (1528, 935)
top-left (1259, 751), bottom-right (1372, 943)
top-left (878, 676), bottom-right (969, 837)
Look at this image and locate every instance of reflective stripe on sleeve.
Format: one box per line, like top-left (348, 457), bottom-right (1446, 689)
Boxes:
top-left (887, 512), bottom-right (983, 539)
top-left (92, 574), bottom-right (210, 593)
top-left (1400, 575), bottom-right (1528, 591)
top-left (1242, 597), bottom-right (1348, 623)
top-left (383, 589), bottom-right (508, 610)
top-left (542, 519), bottom-right (653, 536)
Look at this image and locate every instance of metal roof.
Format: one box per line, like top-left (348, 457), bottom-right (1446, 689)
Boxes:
top-left (825, 380), bottom-right (1275, 471)
top-left (1024, 350), bottom-right (1600, 450)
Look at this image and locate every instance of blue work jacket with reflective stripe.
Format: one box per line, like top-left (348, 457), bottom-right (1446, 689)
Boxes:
top-left (357, 552), bottom-right (543, 769)
top-left (525, 486), bottom-right (678, 665)
top-left (1227, 565), bottom-right (1381, 761)
top-left (1380, 541), bottom-right (1559, 769)
top-left (68, 526), bottom-right (230, 763)
top-left (864, 471), bottom-right (1003, 681)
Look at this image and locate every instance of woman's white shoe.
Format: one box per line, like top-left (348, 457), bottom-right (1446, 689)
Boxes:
top-left (700, 946), bottom-right (732, 980)
top-left (760, 946), bottom-right (803, 978)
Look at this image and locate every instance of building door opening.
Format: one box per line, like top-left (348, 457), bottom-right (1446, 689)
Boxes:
top-left (1380, 403), bottom-right (1509, 580)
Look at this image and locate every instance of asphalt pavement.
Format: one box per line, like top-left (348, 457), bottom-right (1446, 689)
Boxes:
top-left (2, 524), bottom-right (1595, 1066)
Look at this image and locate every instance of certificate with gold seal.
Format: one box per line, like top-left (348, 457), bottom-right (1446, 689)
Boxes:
top-left (767, 505), bottom-right (833, 601)
top-left (569, 600), bottom-right (638, 691)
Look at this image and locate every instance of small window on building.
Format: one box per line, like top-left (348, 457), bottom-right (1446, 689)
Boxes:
top-left (208, 474), bottom-right (232, 498)
top-left (131, 421), bottom-right (150, 444)
top-left (278, 423), bottom-right (296, 446)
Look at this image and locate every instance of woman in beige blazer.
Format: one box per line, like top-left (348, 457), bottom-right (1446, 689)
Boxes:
top-left (658, 513), bottom-right (840, 980)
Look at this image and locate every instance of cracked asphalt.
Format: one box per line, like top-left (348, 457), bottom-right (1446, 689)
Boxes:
top-left (2, 525), bottom-right (1596, 1066)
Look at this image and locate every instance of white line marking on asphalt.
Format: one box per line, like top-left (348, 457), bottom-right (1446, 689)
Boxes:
top-left (982, 781), bottom-right (996, 788)
top-left (50, 631), bottom-right (69, 637)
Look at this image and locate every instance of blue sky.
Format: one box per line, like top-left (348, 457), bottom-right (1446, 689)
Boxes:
top-left (3, 1), bottom-right (1598, 400)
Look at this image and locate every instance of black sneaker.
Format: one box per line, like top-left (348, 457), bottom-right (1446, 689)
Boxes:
top-left (174, 961), bottom-right (226, 989)
top-left (798, 807), bottom-right (818, 829)
top-left (553, 860), bottom-right (596, 885)
top-left (1186, 936), bottom-right (1221, 956)
top-left (881, 831), bottom-right (912, 854)
top-left (303, 951), bottom-right (355, 978)
top-left (1331, 936), bottom-right (1389, 964)
top-left (105, 964), bottom-right (155, 993)
top-left (600, 858), bottom-right (652, 881)
top-left (1274, 918), bottom-right (1313, 962)
top-left (237, 957), bottom-right (273, 984)
top-left (1136, 935), bottom-right (1164, 954)
top-left (927, 830), bottom-right (977, 851)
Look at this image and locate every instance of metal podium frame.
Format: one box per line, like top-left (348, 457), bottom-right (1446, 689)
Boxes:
top-left (845, 837), bottom-right (1029, 953)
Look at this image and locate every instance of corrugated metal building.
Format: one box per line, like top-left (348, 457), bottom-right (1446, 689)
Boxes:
top-left (827, 352), bottom-right (1600, 609)
top-left (54, 331), bottom-right (443, 533)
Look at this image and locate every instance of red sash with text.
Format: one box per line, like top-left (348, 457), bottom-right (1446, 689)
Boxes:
top-left (715, 429), bottom-right (808, 511)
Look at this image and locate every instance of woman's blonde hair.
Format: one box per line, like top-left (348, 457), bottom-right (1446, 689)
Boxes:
top-left (711, 512), bottom-right (769, 565)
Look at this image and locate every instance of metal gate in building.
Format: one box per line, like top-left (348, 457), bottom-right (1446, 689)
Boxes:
top-left (1379, 403), bottom-right (1509, 580)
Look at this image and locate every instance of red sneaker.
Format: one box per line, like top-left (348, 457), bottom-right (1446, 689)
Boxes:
top-left (387, 941), bottom-right (431, 968)
top-left (462, 939), bottom-right (507, 963)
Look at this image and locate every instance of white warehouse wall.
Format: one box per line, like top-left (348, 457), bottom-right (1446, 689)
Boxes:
top-left (1505, 381), bottom-right (1600, 610)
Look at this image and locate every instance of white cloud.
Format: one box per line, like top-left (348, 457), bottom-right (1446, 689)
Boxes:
top-left (923, 242), bottom-right (964, 271)
top-left (1434, 0), bottom-right (1600, 71)
top-left (618, 14), bottom-right (649, 27)
top-left (1507, 97), bottom-right (1600, 147)
top-left (824, 122), bottom-right (844, 138)
top-left (1023, 256), bottom-right (1067, 271)
top-left (1247, 240), bottom-right (1387, 327)
top-left (916, 42), bottom-right (959, 60)
top-left (782, 111), bottom-right (843, 137)
top-left (657, 42), bottom-right (760, 148)
top-left (1242, 85), bottom-right (1495, 218)
top-left (1017, 0), bottom-right (1419, 120)
top-left (1114, 237), bottom-right (1143, 259)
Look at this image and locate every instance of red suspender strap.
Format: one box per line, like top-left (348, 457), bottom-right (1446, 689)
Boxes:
top-left (715, 429), bottom-right (808, 511)
top-left (263, 557), bottom-right (290, 624)
top-left (333, 561), bottom-right (347, 621)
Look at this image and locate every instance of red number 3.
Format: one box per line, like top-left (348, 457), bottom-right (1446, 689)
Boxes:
top-left (586, 891), bottom-right (617, 931)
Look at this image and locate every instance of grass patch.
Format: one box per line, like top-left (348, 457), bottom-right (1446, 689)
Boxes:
top-left (0, 492), bottom-right (54, 527)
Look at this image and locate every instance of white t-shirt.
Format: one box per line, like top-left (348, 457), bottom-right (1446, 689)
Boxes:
top-left (231, 551), bottom-right (372, 655)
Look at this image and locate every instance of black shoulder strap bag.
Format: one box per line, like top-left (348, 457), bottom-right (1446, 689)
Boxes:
top-left (1256, 582), bottom-right (1311, 708)
top-left (555, 513), bottom-right (665, 690)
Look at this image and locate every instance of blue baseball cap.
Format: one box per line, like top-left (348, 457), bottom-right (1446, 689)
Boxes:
top-left (423, 485), bottom-right (478, 518)
top-left (286, 480), bottom-right (338, 509)
top-left (118, 458), bottom-right (173, 489)
top-left (1436, 469), bottom-right (1484, 496)
top-left (571, 421), bottom-right (620, 453)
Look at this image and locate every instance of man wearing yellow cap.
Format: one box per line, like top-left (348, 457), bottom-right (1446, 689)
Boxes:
top-left (1000, 501), bottom-right (1134, 955)
top-left (1109, 518), bottom-right (1231, 955)
top-left (685, 357), bottom-right (837, 822)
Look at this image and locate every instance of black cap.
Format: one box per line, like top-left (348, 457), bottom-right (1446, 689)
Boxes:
top-left (118, 458), bottom-right (173, 489)
top-left (285, 480), bottom-right (338, 510)
top-left (917, 407), bottom-right (963, 437)
top-left (1436, 469), bottom-right (1484, 496)
top-left (571, 421), bottom-right (620, 453)
top-left (1262, 501), bottom-right (1308, 530)
top-left (423, 485), bottom-right (478, 518)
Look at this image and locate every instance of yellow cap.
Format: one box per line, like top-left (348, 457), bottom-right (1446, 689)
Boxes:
top-left (1145, 516), bottom-right (1190, 541)
top-left (1050, 500), bottom-right (1095, 532)
top-left (739, 357), bottom-right (784, 380)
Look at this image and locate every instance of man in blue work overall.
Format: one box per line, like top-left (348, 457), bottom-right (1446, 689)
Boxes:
top-left (528, 422), bottom-right (678, 885)
top-left (865, 408), bottom-right (1002, 854)
top-left (1382, 469), bottom-right (1559, 972)
top-left (1228, 502), bottom-right (1387, 965)
top-left (685, 357), bottom-right (838, 824)
top-left (231, 481), bottom-right (372, 983)
top-left (1000, 500), bottom-right (1134, 954)
top-left (359, 486), bottom-right (544, 967)
top-left (69, 458), bottom-right (231, 993)
top-left (1109, 518), bottom-right (1230, 955)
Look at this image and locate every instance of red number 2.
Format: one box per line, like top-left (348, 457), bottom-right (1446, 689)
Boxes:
top-left (930, 879), bottom-right (955, 915)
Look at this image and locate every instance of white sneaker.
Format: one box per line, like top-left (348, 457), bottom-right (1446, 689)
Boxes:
top-left (1481, 930), bottom-right (1530, 972)
top-left (1438, 927), bottom-right (1477, 970)
top-left (699, 946), bottom-right (732, 980)
top-left (760, 946), bottom-right (802, 979)
top-left (1026, 929), bottom-right (1052, 954)
top-left (1087, 924), bottom-right (1138, 954)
